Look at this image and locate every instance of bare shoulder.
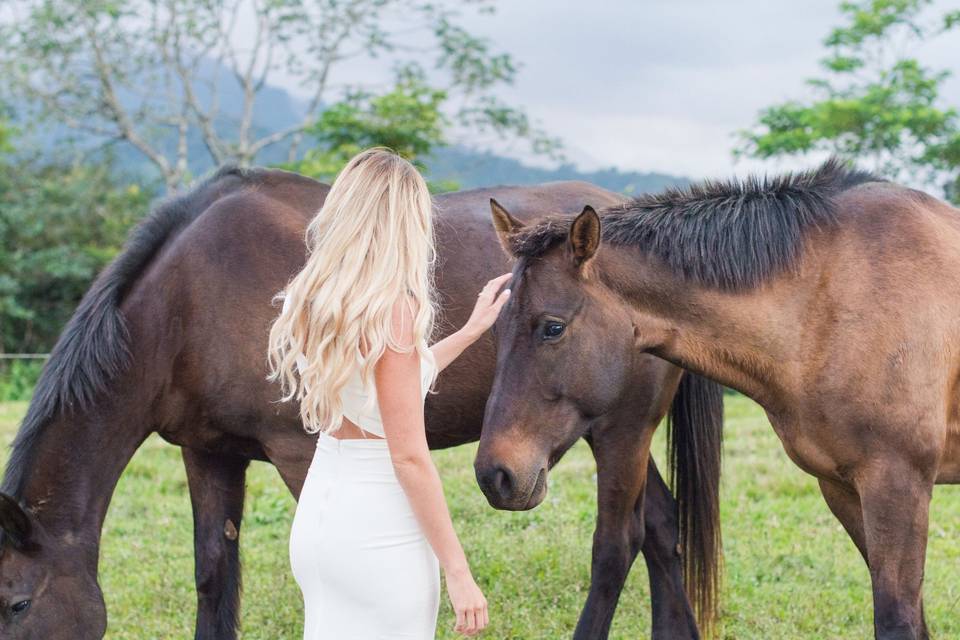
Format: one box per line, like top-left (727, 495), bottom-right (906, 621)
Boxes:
top-left (376, 296), bottom-right (423, 385)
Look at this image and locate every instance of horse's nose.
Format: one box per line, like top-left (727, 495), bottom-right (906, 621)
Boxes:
top-left (476, 463), bottom-right (516, 506)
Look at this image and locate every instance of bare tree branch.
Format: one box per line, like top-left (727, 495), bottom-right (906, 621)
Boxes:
top-left (0, 0), bottom-right (560, 190)
top-left (83, 13), bottom-right (174, 186)
top-left (160, 0), bottom-right (226, 164)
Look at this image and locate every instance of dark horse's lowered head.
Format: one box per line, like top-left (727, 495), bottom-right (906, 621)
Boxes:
top-left (475, 198), bottom-right (726, 632)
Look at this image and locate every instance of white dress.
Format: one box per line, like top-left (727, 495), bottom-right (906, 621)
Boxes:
top-left (288, 343), bottom-right (440, 640)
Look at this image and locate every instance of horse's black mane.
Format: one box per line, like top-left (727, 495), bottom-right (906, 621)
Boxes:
top-left (1, 165), bottom-right (258, 503)
top-left (508, 157), bottom-right (883, 290)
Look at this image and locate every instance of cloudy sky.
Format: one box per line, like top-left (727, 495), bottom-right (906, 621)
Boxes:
top-left (281, 0), bottom-right (960, 180)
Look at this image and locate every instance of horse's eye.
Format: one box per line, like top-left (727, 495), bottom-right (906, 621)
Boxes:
top-left (542, 321), bottom-right (565, 339)
top-left (11, 599), bottom-right (30, 615)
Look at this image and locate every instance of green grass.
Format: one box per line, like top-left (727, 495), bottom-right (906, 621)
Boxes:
top-left (1, 396), bottom-right (958, 639)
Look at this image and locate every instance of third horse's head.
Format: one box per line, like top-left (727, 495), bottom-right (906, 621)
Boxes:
top-left (475, 200), bottom-right (643, 510)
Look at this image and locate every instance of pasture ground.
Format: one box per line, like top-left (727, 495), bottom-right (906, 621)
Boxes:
top-left (0, 395), bottom-right (958, 639)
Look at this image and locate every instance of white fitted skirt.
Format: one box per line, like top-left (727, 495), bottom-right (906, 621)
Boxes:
top-left (289, 432), bottom-right (440, 640)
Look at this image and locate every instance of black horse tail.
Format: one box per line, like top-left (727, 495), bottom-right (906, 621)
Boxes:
top-left (666, 372), bottom-right (725, 637)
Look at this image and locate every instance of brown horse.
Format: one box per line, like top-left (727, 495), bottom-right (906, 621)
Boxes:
top-left (0, 167), bottom-right (721, 639)
top-left (478, 158), bottom-right (960, 640)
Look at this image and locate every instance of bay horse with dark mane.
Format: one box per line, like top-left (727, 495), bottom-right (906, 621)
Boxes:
top-left (478, 158), bottom-right (960, 640)
top-left (0, 167), bottom-right (722, 639)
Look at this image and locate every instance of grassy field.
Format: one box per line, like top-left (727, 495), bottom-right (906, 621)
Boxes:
top-left (1, 396), bottom-right (958, 639)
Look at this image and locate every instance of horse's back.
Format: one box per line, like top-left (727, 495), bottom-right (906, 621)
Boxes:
top-left (122, 171), bottom-right (628, 450)
top-left (120, 169), bottom-right (330, 451)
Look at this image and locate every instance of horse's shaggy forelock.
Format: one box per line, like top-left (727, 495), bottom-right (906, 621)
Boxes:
top-left (508, 157), bottom-right (883, 291)
top-left (0, 165), bottom-right (255, 503)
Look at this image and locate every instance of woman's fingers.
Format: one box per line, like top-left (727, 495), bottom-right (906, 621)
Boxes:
top-left (455, 606), bottom-right (487, 637)
top-left (465, 273), bottom-right (513, 337)
top-left (481, 285), bottom-right (511, 308)
top-left (484, 272), bottom-right (512, 292)
top-left (479, 273), bottom-right (512, 300)
top-left (472, 606), bottom-right (485, 634)
top-left (465, 609), bottom-right (476, 636)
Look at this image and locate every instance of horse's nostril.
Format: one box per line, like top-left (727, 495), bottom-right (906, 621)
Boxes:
top-left (492, 466), bottom-right (513, 498)
top-left (477, 462), bottom-right (523, 507)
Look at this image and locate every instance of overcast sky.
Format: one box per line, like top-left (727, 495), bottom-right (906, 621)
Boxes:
top-left (280, 0), bottom-right (960, 180)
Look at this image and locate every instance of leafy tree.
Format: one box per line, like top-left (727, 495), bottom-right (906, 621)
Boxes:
top-left (0, 0), bottom-right (560, 191)
top-left (736, 0), bottom-right (960, 201)
top-left (0, 116), bottom-right (142, 396)
top-left (0, 152), bottom-right (151, 354)
top-left (291, 71), bottom-right (449, 180)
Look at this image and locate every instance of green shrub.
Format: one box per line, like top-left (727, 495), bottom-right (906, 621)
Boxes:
top-left (0, 358), bottom-right (44, 401)
top-left (0, 158), bottom-right (152, 355)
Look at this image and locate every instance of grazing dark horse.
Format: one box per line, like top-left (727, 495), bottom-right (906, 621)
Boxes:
top-left (0, 167), bottom-right (722, 639)
top-left (478, 158), bottom-right (960, 640)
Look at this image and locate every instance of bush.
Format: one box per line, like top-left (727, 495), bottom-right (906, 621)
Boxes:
top-left (0, 158), bottom-right (152, 354)
top-left (0, 359), bottom-right (44, 402)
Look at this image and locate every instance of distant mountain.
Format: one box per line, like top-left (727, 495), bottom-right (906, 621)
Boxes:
top-left (426, 146), bottom-right (687, 194)
top-left (12, 57), bottom-right (688, 194)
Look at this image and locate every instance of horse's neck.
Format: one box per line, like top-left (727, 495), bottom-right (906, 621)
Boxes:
top-left (18, 408), bottom-right (149, 549)
top-left (597, 245), bottom-right (797, 411)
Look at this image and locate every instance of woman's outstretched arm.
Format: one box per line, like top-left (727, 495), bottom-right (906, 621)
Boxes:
top-left (377, 299), bottom-right (489, 637)
top-left (429, 272), bottom-right (511, 373)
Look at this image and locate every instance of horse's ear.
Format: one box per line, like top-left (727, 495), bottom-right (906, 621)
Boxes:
top-left (0, 493), bottom-right (33, 550)
top-left (489, 198), bottom-right (524, 257)
top-left (569, 205), bottom-right (601, 267)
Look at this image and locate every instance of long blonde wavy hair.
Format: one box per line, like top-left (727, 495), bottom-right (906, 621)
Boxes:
top-left (267, 148), bottom-right (439, 434)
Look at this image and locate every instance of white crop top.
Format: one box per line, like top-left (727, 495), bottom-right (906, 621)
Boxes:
top-left (283, 296), bottom-right (437, 437)
top-left (295, 345), bottom-right (435, 437)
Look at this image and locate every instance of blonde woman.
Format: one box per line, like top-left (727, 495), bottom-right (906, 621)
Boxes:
top-left (268, 148), bottom-right (511, 639)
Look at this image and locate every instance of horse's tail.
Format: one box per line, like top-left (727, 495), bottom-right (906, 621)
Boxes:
top-left (666, 372), bottom-right (724, 636)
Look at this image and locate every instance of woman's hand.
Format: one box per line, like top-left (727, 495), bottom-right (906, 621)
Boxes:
top-left (446, 567), bottom-right (489, 636)
top-left (427, 272), bottom-right (511, 375)
top-left (462, 272), bottom-right (512, 339)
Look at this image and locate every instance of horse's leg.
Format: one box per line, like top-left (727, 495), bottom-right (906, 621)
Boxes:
top-left (577, 430), bottom-right (698, 640)
top-left (182, 447), bottom-right (250, 640)
top-left (641, 458), bottom-right (700, 640)
top-left (854, 459), bottom-right (933, 640)
top-left (820, 477), bottom-right (917, 634)
top-left (262, 433), bottom-right (315, 498)
top-left (819, 477), bottom-right (932, 638)
top-left (818, 478), bottom-right (868, 562)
